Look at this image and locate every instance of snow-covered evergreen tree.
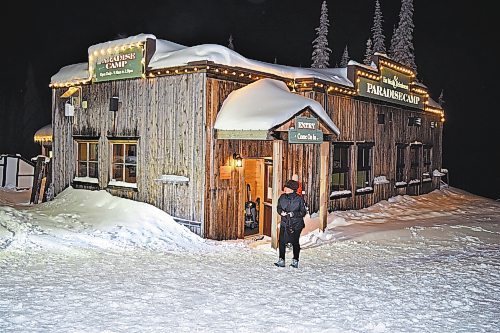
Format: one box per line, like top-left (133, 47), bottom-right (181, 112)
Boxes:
top-left (389, 0), bottom-right (417, 74)
top-left (364, 38), bottom-right (373, 65)
top-left (340, 45), bottom-right (350, 67)
top-left (438, 89), bottom-right (445, 106)
top-left (228, 34), bottom-right (235, 50)
top-left (311, 1), bottom-right (331, 68)
top-left (371, 0), bottom-right (386, 54)
top-left (388, 24), bottom-right (397, 57)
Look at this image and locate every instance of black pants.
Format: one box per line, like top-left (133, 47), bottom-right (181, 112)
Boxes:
top-left (279, 226), bottom-right (302, 261)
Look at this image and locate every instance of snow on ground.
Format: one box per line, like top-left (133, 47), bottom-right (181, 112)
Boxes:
top-left (1, 186), bottom-right (499, 333)
top-left (0, 187), bottom-right (209, 252)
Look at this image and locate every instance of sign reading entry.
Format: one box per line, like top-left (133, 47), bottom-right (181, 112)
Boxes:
top-left (358, 66), bottom-right (424, 110)
top-left (288, 117), bottom-right (323, 144)
top-left (93, 46), bottom-right (143, 82)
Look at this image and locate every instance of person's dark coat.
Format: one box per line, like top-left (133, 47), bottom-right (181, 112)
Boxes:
top-left (277, 192), bottom-right (307, 232)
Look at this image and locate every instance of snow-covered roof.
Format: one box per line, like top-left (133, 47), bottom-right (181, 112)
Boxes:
top-left (87, 33), bottom-right (156, 57)
top-left (34, 124), bottom-right (53, 143)
top-left (347, 59), bottom-right (377, 71)
top-left (51, 34), bottom-right (353, 87)
top-left (51, 63), bottom-right (89, 85)
top-left (427, 97), bottom-right (442, 108)
top-left (214, 78), bottom-right (340, 135)
top-left (149, 42), bottom-right (353, 87)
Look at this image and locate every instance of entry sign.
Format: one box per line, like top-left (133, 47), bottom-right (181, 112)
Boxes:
top-left (288, 116), bottom-right (323, 144)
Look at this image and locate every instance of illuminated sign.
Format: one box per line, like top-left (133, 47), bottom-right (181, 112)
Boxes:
top-left (93, 46), bottom-right (143, 82)
top-left (358, 66), bottom-right (424, 109)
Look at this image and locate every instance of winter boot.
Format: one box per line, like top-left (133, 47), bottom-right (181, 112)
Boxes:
top-left (290, 259), bottom-right (299, 268)
top-left (274, 258), bottom-right (285, 267)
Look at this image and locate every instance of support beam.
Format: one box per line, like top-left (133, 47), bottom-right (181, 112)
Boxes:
top-left (271, 140), bottom-right (283, 249)
top-left (319, 141), bottom-right (330, 232)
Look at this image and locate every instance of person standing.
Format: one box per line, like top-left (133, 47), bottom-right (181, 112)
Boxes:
top-left (274, 179), bottom-right (307, 268)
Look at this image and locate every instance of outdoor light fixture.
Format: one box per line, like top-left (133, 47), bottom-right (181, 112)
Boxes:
top-left (233, 153), bottom-right (243, 167)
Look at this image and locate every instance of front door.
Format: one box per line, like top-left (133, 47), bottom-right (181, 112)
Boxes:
top-left (263, 159), bottom-right (273, 237)
top-left (243, 159), bottom-right (265, 237)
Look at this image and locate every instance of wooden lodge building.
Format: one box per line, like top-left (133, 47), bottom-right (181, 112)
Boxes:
top-left (50, 34), bottom-right (445, 246)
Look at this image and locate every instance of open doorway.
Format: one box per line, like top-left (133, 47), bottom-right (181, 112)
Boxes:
top-left (243, 159), bottom-right (265, 237)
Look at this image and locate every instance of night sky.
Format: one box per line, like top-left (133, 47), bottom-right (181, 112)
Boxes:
top-left (0, 0), bottom-right (497, 199)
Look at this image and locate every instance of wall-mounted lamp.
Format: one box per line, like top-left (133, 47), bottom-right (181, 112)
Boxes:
top-left (233, 153), bottom-right (243, 167)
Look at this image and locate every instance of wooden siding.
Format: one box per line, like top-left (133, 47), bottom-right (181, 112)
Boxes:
top-left (52, 74), bottom-right (206, 227)
top-left (317, 93), bottom-right (443, 210)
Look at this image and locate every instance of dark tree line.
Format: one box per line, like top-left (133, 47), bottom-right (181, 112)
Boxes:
top-left (0, 64), bottom-right (50, 158)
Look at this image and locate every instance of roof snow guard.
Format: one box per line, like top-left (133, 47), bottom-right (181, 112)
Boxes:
top-left (214, 79), bottom-right (340, 139)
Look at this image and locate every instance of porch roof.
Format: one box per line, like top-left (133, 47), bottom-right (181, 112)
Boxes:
top-left (214, 79), bottom-right (340, 135)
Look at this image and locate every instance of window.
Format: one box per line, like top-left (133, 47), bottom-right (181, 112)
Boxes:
top-left (331, 144), bottom-right (350, 191)
top-left (396, 145), bottom-right (406, 183)
top-left (423, 146), bottom-right (432, 174)
top-left (377, 113), bottom-right (385, 125)
top-left (264, 160), bottom-right (273, 203)
top-left (410, 145), bottom-right (421, 181)
top-left (408, 116), bottom-right (421, 127)
top-left (356, 144), bottom-right (372, 189)
top-left (111, 142), bottom-right (137, 184)
top-left (76, 141), bottom-right (98, 178)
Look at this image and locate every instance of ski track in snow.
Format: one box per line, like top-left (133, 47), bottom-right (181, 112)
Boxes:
top-left (0, 187), bottom-right (499, 332)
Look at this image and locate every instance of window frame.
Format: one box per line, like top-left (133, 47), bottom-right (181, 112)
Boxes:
top-left (396, 144), bottom-right (407, 183)
top-left (331, 143), bottom-right (351, 192)
top-left (75, 140), bottom-right (99, 180)
top-left (409, 144), bottom-right (421, 183)
top-left (356, 143), bottom-right (373, 191)
top-left (109, 140), bottom-right (138, 186)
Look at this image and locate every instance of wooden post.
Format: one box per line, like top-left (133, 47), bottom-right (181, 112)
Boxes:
top-left (319, 142), bottom-right (330, 232)
top-left (30, 156), bottom-right (45, 204)
top-left (271, 140), bottom-right (283, 249)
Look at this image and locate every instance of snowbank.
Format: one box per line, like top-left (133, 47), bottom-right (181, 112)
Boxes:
top-left (0, 187), bottom-right (209, 252)
top-left (300, 187), bottom-right (500, 248)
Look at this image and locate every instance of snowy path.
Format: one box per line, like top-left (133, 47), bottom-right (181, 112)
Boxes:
top-left (1, 187), bottom-right (500, 332)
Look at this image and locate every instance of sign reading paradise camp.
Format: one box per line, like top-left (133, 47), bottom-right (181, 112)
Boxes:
top-left (288, 116), bottom-right (323, 144)
top-left (358, 66), bottom-right (425, 110)
top-left (93, 46), bottom-right (143, 82)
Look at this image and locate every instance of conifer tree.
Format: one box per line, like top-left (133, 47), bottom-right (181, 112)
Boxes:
top-left (228, 34), bottom-right (235, 50)
top-left (388, 24), bottom-right (397, 57)
top-left (389, 0), bottom-right (417, 74)
top-left (371, 0), bottom-right (386, 54)
top-left (340, 45), bottom-right (350, 67)
top-left (438, 89), bottom-right (445, 106)
top-left (311, 1), bottom-right (331, 68)
top-left (364, 38), bottom-right (373, 65)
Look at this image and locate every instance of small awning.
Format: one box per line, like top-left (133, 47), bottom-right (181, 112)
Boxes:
top-left (34, 124), bottom-right (53, 144)
top-left (214, 79), bottom-right (340, 138)
top-left (60, 86), bottom-right (80, 98)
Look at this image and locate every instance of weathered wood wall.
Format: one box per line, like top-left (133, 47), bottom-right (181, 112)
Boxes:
top-left (315, 93), bottom-right (443, 210)
top-left (52, 73), bottom-right (206, 228)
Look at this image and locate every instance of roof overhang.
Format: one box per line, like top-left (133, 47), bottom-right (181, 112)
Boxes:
top-left (214, 79), bottom-right (340, 140)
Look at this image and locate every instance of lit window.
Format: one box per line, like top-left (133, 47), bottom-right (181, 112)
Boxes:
top-left (76, 141), bottom-right (98, 178)
top-left (111, 142), bottom-right (137, 184)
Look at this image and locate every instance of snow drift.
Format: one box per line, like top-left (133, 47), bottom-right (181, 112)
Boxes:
top-left (0, 187), bottom-right (208, 252)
